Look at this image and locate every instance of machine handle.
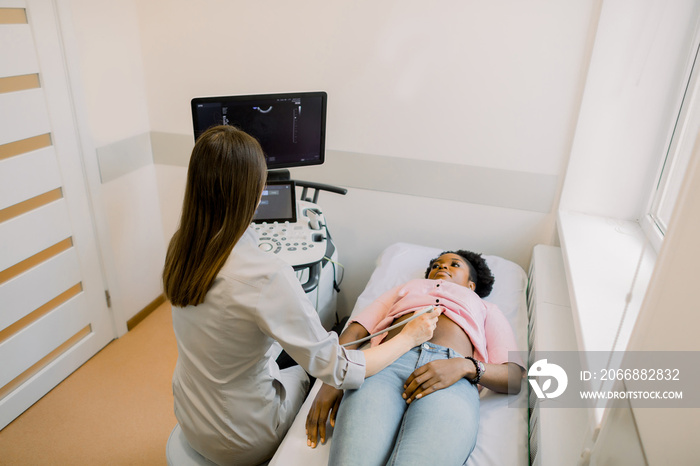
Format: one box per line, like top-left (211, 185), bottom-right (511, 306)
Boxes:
top-left (295, 261), bottom-right (322, 293)
top-left (295, 180), bottom-right (347, 204)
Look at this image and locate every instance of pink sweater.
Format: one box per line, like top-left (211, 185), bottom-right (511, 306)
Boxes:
top-left (351, 279), bottom-right (519, 364)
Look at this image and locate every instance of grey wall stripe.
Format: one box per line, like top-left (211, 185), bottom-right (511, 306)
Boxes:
top-left (151, 131), bottom-right (193, 168)
top-left (96, 132), bottom-right (154, 183)
top-left (149, 131), bottom-right (557, 213)
top-left (292, 150), bottom-right (558, 213)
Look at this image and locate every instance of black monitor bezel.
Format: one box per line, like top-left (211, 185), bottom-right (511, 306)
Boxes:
top-left (191, 91), bottom-right (327, 170)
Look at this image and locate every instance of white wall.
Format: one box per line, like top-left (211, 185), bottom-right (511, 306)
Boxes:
top-left (66, 0), bottom-right (165, 324)
top-left (66, 0), bottom-right (149, 147)
top-left (137, 0), bottom-right (592, 175)
top-left (135, 0), bottom-right (599, 315)
top-left (560, 0), bottom-right (700, 220)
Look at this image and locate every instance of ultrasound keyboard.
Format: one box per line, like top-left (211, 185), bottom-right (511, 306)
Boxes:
top-left (254, 200), bottom-right (327, 268)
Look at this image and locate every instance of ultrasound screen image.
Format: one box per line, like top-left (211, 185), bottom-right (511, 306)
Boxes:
top-left (192, 92), bottom-right (326, 169)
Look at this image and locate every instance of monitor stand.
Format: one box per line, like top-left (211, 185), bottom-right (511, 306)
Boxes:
top-left (267, 169), bottom-right (291, 182)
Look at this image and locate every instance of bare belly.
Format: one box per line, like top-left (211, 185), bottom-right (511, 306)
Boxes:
top-left (384, 311), bottom-right (474, 358)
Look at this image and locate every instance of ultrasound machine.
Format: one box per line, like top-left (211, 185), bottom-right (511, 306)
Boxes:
top-left (191, 91), bottom-right (344, 330)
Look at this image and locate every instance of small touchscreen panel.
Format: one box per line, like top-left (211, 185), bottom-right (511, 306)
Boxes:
top-left (253, 181), bottom-right (297, 223)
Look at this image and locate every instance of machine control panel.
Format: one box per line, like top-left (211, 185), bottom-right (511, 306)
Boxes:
top-left (254, 200), bottom-right (327, 268)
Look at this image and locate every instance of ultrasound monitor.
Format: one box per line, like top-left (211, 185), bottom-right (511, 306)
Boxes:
top-left (191, 91), bottom-right (327, 170)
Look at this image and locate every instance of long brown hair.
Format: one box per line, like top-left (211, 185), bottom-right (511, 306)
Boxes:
top-left (163, 125), bottom-right (267, 306)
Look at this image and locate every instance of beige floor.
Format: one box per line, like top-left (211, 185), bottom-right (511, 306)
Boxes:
top-left (0, 301), bottom-right (177, 465)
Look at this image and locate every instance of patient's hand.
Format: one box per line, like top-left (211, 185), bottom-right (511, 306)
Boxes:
top-left (402, 358), bottom-right (470, 404)
top-left (305, 383), bottom-right (343, 448)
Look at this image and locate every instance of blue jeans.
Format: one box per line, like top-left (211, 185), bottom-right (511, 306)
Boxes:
top-left (329, 342), bottom-right (480, 466)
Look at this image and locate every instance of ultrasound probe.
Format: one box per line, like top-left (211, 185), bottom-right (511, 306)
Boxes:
top-left (340, 306), bottom-right (437, 347)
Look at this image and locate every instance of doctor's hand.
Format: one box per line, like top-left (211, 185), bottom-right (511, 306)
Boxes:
top-left (305, 383), bottom-right (343, 448)
top-left (402, 358), bottom-right (470, 404)
top-left (398, 308), bottom-right (440, 347)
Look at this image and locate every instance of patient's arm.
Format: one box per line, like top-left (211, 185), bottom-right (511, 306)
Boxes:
top-left (402, 360), bottom-right (525, 403)
top-left (306, 315), bottom-right (438, 448)
top-left (305, 323), bottom-right (369, 448)
top-left (478, 362), bottom-right (525, 394)
top-left (305, 383), bottom-right (343, 448)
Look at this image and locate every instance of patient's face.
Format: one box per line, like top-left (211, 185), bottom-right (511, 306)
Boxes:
top-left (427, 254), bottom-right (475, 290)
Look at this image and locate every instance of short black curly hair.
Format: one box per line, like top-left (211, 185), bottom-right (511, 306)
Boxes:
top-left (424, 250), bottom-right (494, 298)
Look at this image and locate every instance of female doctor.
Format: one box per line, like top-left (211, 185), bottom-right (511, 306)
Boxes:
top-left (163, 125), bottom-right (438, 466)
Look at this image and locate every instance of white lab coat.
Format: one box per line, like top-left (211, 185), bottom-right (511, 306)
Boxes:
top-left (171, 227), bottom-right (365, 465)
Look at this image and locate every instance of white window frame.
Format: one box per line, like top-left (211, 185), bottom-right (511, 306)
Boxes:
top-left (642, 31), bottom-right (700, 251)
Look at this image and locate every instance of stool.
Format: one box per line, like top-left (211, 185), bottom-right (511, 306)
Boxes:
top-left (166, 424), bottom-right (271, 466)
top-left (166, 424), bottom-right (216, 466)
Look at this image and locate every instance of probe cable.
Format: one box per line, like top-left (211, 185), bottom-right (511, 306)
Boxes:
top-left (340, 306), bottom-right (436, 347)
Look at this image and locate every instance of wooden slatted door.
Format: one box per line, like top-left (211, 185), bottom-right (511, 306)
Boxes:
top-left (0, 1), bottom-right (116, 429)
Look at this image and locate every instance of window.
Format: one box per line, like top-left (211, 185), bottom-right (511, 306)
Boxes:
top-left (643, 39), bottom-right (700, 250)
